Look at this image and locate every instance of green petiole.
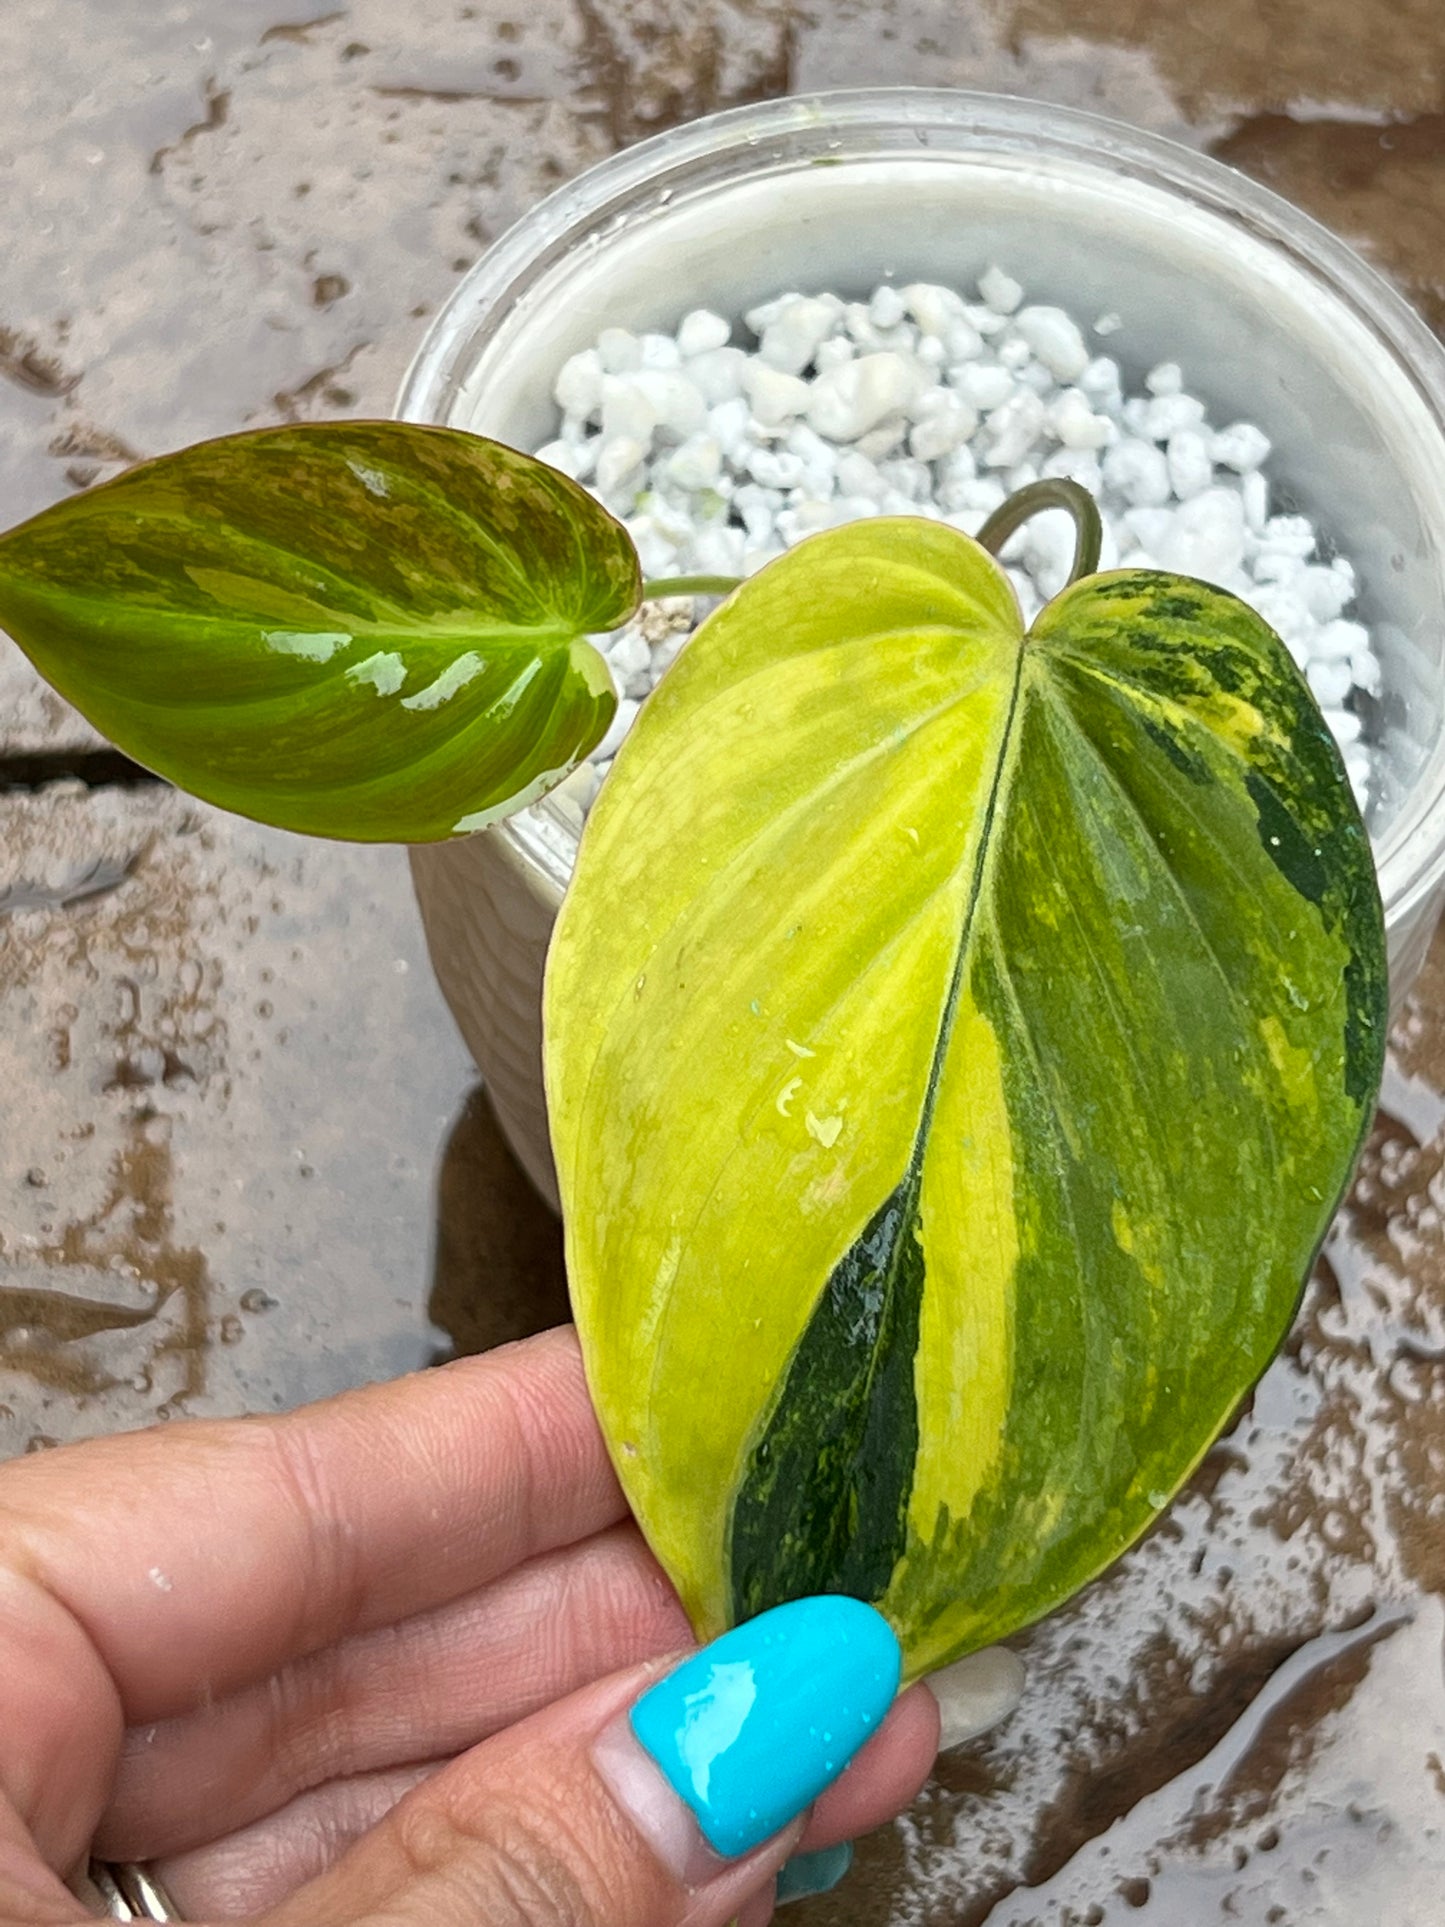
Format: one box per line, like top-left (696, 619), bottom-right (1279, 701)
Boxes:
top-left (975, 479), bottom-right (1103, 585)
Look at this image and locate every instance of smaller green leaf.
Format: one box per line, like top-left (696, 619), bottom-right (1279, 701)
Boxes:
top-left (0, 424), bottom-right (639, 841)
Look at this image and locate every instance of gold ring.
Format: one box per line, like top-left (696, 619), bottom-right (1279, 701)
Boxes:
top-left (88, 1862), bottom-right (182, 1921)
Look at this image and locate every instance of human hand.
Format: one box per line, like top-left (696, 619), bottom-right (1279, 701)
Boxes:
top-left (0, 1326), bottom-right (947, 1926)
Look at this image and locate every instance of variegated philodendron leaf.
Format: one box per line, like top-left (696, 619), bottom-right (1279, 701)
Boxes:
top-left (545, 519), bottom-right (1386, 1682)
top-left (0, 424), bottom-right (638, 841)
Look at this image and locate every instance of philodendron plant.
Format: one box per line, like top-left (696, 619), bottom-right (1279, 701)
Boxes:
top-left (0, 421), bottom-right (1386, 1684)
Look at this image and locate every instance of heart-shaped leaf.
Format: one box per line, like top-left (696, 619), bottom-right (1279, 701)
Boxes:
top-left (0, 424), bottom-right (638, 840)
top-left (545, 518), bottom-right (1386, 1681)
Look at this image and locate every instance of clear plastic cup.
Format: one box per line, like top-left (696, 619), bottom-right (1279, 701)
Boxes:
top-left (399, 89), bottom-right (1445, 1205)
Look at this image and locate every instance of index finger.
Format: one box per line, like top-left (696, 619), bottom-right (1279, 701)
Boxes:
top-left (0, 1324), bottom-right (623, 1722)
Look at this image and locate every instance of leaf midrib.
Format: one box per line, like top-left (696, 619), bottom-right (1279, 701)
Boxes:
top-left (908, 636), bottom-right (1030, 1152)
top-left (0, 588), bottom-right (584, 721)
top-left (721, 633), bottom-right (1030, 1457)
top-left (633, 629), bottom-right (1031, 1433)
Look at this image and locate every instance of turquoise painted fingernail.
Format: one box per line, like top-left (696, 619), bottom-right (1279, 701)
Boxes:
top-left (629, 1595), bottom-right (901, 1857)
top-left (776, 1841), bottom-right (854, 1904)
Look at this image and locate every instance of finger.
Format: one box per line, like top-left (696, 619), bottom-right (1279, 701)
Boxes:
top-left (148, 1680), bottom-right (936, 1919)
top-left (157, 1765), bottom-right (436, 1920)
top-left (927, 1645), bottom-right (1027, 1750)
top-left (256, 1598), bottom-right (927, 1927)
top-left (0, 1326), bottom-right (619, 1737)
top-left (797, 1683), bottom-right (939, 1850)
top-left (687, 1689), bottom-right (940, 1927)
top-left (0, 1554), bottom-right (121, 1874)
top-left (735, 1891), bottom-right (777, 1927)
top-left (0, 1791), bottom-right (87, 1926)
top-left (103, 1524), bottom-right (692, 1859)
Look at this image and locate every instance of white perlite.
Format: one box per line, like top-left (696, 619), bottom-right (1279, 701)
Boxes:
top-left (535, 278), bottom-right (1382, 825)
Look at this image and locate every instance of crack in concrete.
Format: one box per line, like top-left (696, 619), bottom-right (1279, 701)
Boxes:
top-left (260, 10), bottom-right (347, 45)
top-left (272, 341), bottom-right (368, 420)
top-left (372, 83), bottom-right (552, 104)
top-left (149, 80), bottom-right (232, 178)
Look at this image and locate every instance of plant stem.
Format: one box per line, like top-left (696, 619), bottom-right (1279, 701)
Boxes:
top-left (640, 574), bottom-right (745, 601)
top-left (975, 480), bottom-right (1103, 586)
top-left (641, 486), bottom-right (1102, 606)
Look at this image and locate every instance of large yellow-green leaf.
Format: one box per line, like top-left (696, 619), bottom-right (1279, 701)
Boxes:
top-left (544, 519), bottom-right (1386, 1682)
top-left (0, 424), bottom-right (636, 841)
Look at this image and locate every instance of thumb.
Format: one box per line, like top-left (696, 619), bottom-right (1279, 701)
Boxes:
top-left (258, 1597), bottom-right (939, 1927)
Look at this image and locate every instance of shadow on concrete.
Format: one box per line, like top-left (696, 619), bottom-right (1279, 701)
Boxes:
top-left (428, 1085), bottom-right (569, 1360)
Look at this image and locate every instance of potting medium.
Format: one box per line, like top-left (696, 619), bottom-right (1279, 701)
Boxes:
top-left (529, 268), bottom-right (1381, 830)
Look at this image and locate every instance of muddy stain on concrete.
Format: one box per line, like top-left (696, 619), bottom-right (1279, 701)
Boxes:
top-left (1213, 110), bottom-right (1445, 335)
top-left (0, 329), bottom-right (80, 400)
top-left (0, 1111), bottom-right (213, 1405)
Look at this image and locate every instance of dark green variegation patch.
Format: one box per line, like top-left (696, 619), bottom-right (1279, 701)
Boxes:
top-left (730, 1163), bottom-right (926, 1619)
top-left (547, 523), bottom-right (1385, 1681)
top-left (0, 423), bottom-right (638, 841)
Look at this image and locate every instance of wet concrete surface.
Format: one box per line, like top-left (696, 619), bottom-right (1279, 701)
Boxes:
top-left (4, 1), bottom-right (1445, 1921)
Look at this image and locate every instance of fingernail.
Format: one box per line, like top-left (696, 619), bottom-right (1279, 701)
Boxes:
top-left (925, 1647), bottom-right (1026, 1752)
top-left (628, 1596), bottom-right (901, 1858)
top-left (593, 1714), bottom-right (779, 1893)
top-left (776, 1841), bottom-right (854, 1905)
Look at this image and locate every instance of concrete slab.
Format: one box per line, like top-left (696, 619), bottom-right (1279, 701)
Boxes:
top-left (0, 783), bottom-right (561, 1452)
top-left (0, 651), bottom-right (102, 756)
top-left (4, 1), bottom-right (1445, 1922)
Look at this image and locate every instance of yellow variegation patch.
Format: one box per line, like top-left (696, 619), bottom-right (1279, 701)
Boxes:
top-left (545, 519), bottom-right (1385, 1680)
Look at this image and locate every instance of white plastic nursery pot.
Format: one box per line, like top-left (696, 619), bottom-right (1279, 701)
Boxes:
top-left (398, 89), bottom-right (1445, 1209)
